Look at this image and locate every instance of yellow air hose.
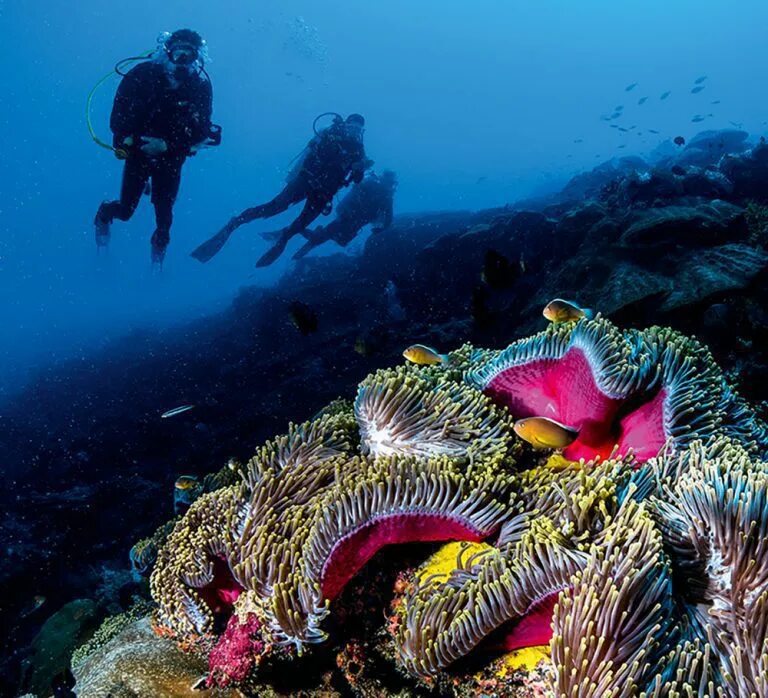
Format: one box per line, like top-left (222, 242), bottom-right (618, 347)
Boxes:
top-left (86, 52), bottom-right (152, 159)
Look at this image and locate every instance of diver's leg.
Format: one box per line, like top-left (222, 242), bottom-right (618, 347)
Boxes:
top-left (334, 222), bottom-right (361, 247)
top-left (236, 179), bottom-right (306, 225)
top-left (149, 156), bottom-right (183, 262)
top-left (256, 193), bottom-right (329, 268)
top-left (95, 158), bottom-right (148, 244)
top-left (284, 191), bottom-right (330, 236)
top-left (190, 180), bottom-right (306, 263)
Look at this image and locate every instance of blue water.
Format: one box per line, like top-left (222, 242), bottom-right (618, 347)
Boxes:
top-left (1, 0), bottom-right (767, 398)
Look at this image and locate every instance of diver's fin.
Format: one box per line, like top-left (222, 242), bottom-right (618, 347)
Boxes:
top-left (190, 222), bottom-right (237, 263)
top-left (255, 232), bottom-right (291, 267)
top-left (94, 211), bottom-right (111, 250)
top-left (292, 239), bottom-right (316, 260)
top-left (259, 228), bottom-right (283, 242)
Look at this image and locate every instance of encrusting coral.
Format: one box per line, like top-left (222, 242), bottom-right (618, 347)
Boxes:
top-left (83, 316), bottom-right (768, 696)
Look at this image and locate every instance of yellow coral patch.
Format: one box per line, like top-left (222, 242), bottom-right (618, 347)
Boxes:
top-left (498, 645), bottom-right (550, 675)
top-left (416, 541), bottom-right (492, 585)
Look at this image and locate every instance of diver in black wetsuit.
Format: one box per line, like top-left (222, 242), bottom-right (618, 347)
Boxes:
top-left (292, 170), bottom-right (397, 260)
top-left (191, 113), bottom-right (371, 267)
top-left (94, 29), bottom-right (221, 264)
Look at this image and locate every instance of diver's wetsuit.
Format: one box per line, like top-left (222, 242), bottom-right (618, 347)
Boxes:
top-left (191, 122), bottom-right (369, 266)
top-left (95, 60), bottom-right (213, 258)
top-left (293, 174), bottom-right (395, 259)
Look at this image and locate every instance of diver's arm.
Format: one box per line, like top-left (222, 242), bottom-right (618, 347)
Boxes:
top-left (164, 76), bottom-right (214, 155)
top-left (109, 64), bottom-right (148, 150)
top-left (190, 76), bottom-right (214, 145)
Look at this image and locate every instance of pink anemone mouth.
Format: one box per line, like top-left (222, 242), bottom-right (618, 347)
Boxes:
top-left (486, 590), bottom-right (560, 653)
top-left (484, 348), bottom-right (667, 463)
top-left (321, 512), bottom-right (491, 601)
top-left (197, 556), bottom-right (245, 623)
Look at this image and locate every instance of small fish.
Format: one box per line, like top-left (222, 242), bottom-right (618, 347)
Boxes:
top-left (174, 475), bottom-right (202, 515)
top-left (618, 127), bottom-right (630, 132)
top-left (710, 100), bottom-right (721, 105)
top-left (403, 344), bottom-right (448, 366)
top-left (648, 129), bottom-right (660, 134)
top-left (691, 115), bottom-right (705, 123)
top-left (674, 135), bottom-right (686, 146)
top-left (161, 404), bottom-right (195, 419)
top-left (610, 124), bottom-right (620, 129)
top-left (481, 249), bottom-right (517, 290)
top-left (660, 91), bottom-right (671, 100)
top-left (514, 417), bottom-right (579, 450)
top-left (519, 254), bottom-right (526, 273)
top-left (174, 475), bottom-right (200, 491)
top-left (573, 138), bottom-right (583, 143)
top-left (617, 144), bottom-right (627, 149)
top-left (615, 105), bottom-right (624, 111)
top-left (691, 85), bottom-right (705, 94)
top-left (475, 175), bottom-right (488, 184)
top-left (637, 96), bottom-right (648, 105)
top-left (729, 121), bottom-right (743, 129)
top-left (694, 75), bottom-right (708, 84)
top-left (543, 298), bottom-right (594, 324)
top-left (288, 300), bottom-right (318, 335)
top-left (625, 82), bottom-right (638, 92)
top-left (21, 595), bottom-right (47, 618)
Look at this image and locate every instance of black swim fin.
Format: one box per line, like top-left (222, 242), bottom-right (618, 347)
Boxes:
top-left (292, 239), bottom-right (316, 260)
top-left (190, 220), bottom-right (238, 263)
top-left (255, 231), bottom-right (292, 267)
top-left (94, 207), bottom-right (111, 249)
top-left (259, 228), bottom-right (283, 242)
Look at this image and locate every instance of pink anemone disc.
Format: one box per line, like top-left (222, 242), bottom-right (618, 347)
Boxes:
top-left (321, 512), bottom-right (492, 601)
top-left (196, 555), bottom-right (245, 618)
top-left (484, 347), bottom-right (667, 463)
top-left (480, 590), bottom-right (562, 655)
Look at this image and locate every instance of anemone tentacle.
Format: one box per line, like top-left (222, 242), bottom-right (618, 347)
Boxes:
top-left (355, 365), bottom-right (516, 462)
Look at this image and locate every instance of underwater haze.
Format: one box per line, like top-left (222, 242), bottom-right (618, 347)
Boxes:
top-left (2, 0), bottom-right (767, 398)
top-left (7, 1), bottom-right (768, 696)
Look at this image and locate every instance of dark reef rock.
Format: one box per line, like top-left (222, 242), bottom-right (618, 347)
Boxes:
top-left (618, 201), bottom-right (747, 248)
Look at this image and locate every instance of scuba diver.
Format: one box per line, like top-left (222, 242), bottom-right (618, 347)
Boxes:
top-left (93, 29), bottom-right (222, 264)
top-left (191, 113), bottom-right (371, 267)
top-left (292, 170), bottom-right (397, 260)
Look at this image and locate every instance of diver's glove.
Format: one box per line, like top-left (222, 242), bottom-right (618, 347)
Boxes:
top-left (189, 140), bottom-right (209, 155)
top-left (140, 137), bottom-right (168, 156)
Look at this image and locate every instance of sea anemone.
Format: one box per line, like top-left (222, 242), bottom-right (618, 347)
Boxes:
top-left (144, 320), bottom-right (768, 692)
top-left (649, 438), bottom-right (768, 696)
top-left (355, 365), bottom-right (516, 463)
top-left (551, 500), bottom-right (678, 696)
top-left (395, 460), bottom-right (632, 679)
top-left (151, 485), bottom-right (248, 639)
top-left (466, 317), bottom-right (766, 463)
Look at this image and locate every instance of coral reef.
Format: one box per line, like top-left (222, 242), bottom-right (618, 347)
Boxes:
top-left (72, 617), bottom-right (243, 697)
top-left (127, 318), bottom-right (768, 695)
top-left (9, 129), bottom-right (768, 694)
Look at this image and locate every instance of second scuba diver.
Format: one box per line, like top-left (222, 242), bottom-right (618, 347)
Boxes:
top-left (292, 170), bottom-right (397, 260)
top-left (191, 113), bottom-right (372, 267)
top-left (93, 29), bottom-right (221, 264)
